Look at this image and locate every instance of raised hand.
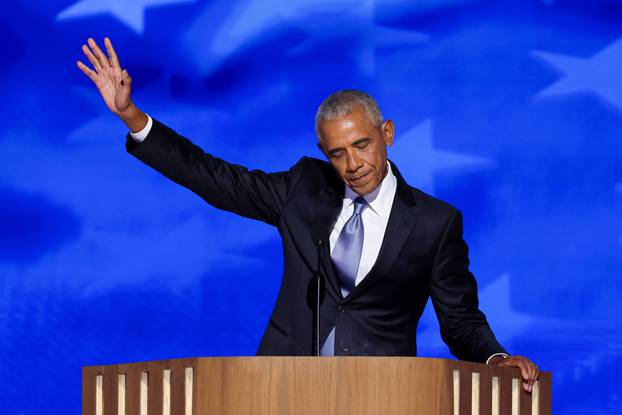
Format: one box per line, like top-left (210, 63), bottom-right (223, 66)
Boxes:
top-left (76, 37), bottom-right (147, 132)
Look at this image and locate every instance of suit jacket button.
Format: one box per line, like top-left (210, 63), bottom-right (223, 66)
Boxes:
top-left (337, 306), bottom-right (344, 312)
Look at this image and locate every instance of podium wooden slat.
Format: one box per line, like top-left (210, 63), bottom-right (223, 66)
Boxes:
top-left (82, 367), bottom-right (96, 415)
top-left (520, 381), bottom-right (531, 415)
top-left (499, 370), bottom-right (513, 415)
top-left (459, 365), bottom-right (472, 414)
top-left (124, 365), bottom-right (140, 415)
top-left (145, 361), bottom-right (163, 415)
top-left (539, 372), bottom-right (553, 415)
top-left (479, 365), bottom-right (493, 415)
top-left (103, 366), bottom-right (118, 415)
top-left (167, 360), bottom-right (186, 415)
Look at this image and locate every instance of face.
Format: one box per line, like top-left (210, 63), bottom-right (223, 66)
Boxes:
top-left (317, 108), bottom-right (394, 196)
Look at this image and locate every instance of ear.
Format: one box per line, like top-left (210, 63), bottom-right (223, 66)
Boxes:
top-left (382, 119), bottom-right (394, 146)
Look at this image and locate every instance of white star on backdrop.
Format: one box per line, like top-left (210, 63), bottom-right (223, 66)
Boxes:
top-left (66, 77), bottom-right (226, 144)
top-left (389, 119), bottom-right (493, 195)
top-left (184, 0), bottom-right (360, 74)
top-left (417, 273), bottom-right (534, 355)
top-left (56, 0), bottom-right (195, 33)
top-left (182, 0), bottom-right (427, 76)
top-left (533, 38), bottom-right (622, 111)
top-left (287, 3), bottom-right (428, 76)
top-left (2, 75), bottom-right (297, 293)
top-left (67, 76), bottom-right (311, 170)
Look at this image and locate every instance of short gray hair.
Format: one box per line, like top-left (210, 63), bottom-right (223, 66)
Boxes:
top-left (315, 90), bottom-right (383, 139)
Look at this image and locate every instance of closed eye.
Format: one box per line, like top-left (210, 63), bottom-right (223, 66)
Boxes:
top-left (353, 137), bottom-right (371, 149)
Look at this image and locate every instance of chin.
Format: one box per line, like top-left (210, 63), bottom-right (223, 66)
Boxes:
top-left (347, 173), bottom-right (375, 193)
top-left (353, 182), bottom-right (375, 196)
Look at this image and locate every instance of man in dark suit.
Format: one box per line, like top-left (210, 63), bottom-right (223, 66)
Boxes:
top-left (77, 37), bottom-right (539, 392)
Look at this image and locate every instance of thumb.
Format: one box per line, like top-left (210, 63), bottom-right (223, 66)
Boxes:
top-left (121, 69), bottom-right (132, 89)
top-left (116, 69), bottom-right (133, 112)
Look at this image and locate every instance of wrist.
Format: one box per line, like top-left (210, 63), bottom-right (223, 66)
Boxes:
top-left (487, 354), bottom-right (508, 366)
top-left (118, 103), bottom-right (148, 133)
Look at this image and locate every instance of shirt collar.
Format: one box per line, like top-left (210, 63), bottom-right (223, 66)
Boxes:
top-left (343, 161), bottom-right (397, 218)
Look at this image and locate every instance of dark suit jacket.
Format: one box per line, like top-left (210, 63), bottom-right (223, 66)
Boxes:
top-left (126, 119), bottom-right (507, 363)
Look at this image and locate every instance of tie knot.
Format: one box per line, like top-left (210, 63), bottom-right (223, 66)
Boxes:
top-left (353, 196), bottom-right (367, 215)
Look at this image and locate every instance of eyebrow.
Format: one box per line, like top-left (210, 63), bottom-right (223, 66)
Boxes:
top-left (327, 137), bottom-right (371, 156)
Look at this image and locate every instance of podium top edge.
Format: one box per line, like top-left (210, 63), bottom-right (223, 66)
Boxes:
top-left (81, 356), bottom-right (550, 376)
top-left (83, 356), bottom-right (453, 367)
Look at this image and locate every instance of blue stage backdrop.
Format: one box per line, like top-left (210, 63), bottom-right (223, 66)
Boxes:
top-left (1, 0), bottom-right (620, 413)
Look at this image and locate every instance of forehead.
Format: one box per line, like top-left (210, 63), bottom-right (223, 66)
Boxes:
top-left (318, 108), bottom-right (377, 146)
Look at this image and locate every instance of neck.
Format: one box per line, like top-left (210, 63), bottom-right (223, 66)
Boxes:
top-left (381, 161), bottom-right (389, 181)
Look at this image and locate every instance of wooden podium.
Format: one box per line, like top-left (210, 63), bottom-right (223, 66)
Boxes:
top-left (83, 357), bottom-right (551, 415)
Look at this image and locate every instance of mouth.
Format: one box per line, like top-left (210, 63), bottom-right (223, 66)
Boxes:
top-left (348, 170), bottom-right (372, 187)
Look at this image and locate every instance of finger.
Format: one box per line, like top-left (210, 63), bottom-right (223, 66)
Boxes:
top-left (519, 361), bottom-right (533, 391)
top-left (527, 367), bottom-right (535, 392)
top-left (76, 60), bottom-right (98, 83)
top-left (518, 361), bottom-right (531, 383)
top-left (117, 69), bottom-right (132, 109)
top-left (529, 363), bottom-right (539, 384)
top-left (121, 69), bottom-right (131, 87)
top-left (522, 362), bottom-right (538, 393)
top-left (119, 69), bottom-right (132, 95)
top-left (88, 37), bottom-right (111, 68)
top-left (104, 37), bottom-right (121, 68)
top-left (82, 44), bottom-right (102, 72)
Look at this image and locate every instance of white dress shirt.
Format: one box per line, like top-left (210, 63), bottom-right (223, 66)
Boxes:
top-left (329, 162), bottom-right (397, 287)
top-left (130, 114), bottom-right (153, 142)
top-left (128, 115), bottom-right (507, 364)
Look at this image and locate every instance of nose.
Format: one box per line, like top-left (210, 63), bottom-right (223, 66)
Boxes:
top-left (345, 150), bottom-right (362, 173)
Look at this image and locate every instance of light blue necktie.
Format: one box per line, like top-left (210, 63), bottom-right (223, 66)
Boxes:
top-left (320, 196), bottom-right (368, 356)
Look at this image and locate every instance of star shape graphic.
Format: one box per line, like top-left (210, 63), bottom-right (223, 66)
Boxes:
top-left (56, 0), bottom-right (195, 34)
top-left (182, 0), bottom-right (427, 76)
top-left (388, 119), bottom-right (494, 195)
top-left (533, 38), bottom-right (622, 111)
top-left (67, 76), bottom-right (308, 170)
top-left (287, 1), bottom-right (428, 76)
top-left (1, 75), bottom-right (300, 293)
top-left (66, 77), bottom-right (227, 145)
top-left (416, 273), bottom-right (534, 356)
top-left (289, 22), bottom-right (428, 77)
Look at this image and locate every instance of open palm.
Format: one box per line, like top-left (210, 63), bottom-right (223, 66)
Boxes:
top-left (76, 37), bottom-right (132, 115)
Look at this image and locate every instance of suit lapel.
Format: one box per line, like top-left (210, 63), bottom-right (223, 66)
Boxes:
top-left (312, 185), bottom-right (345, 301)
top-left (343, 161), bottom-right (417, 303)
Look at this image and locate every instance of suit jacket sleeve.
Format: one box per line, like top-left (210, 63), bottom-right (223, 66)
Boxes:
top-left (428, 209), bottom-right (508, 363)
top-left (125, 118), bottom-right (301, 226)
